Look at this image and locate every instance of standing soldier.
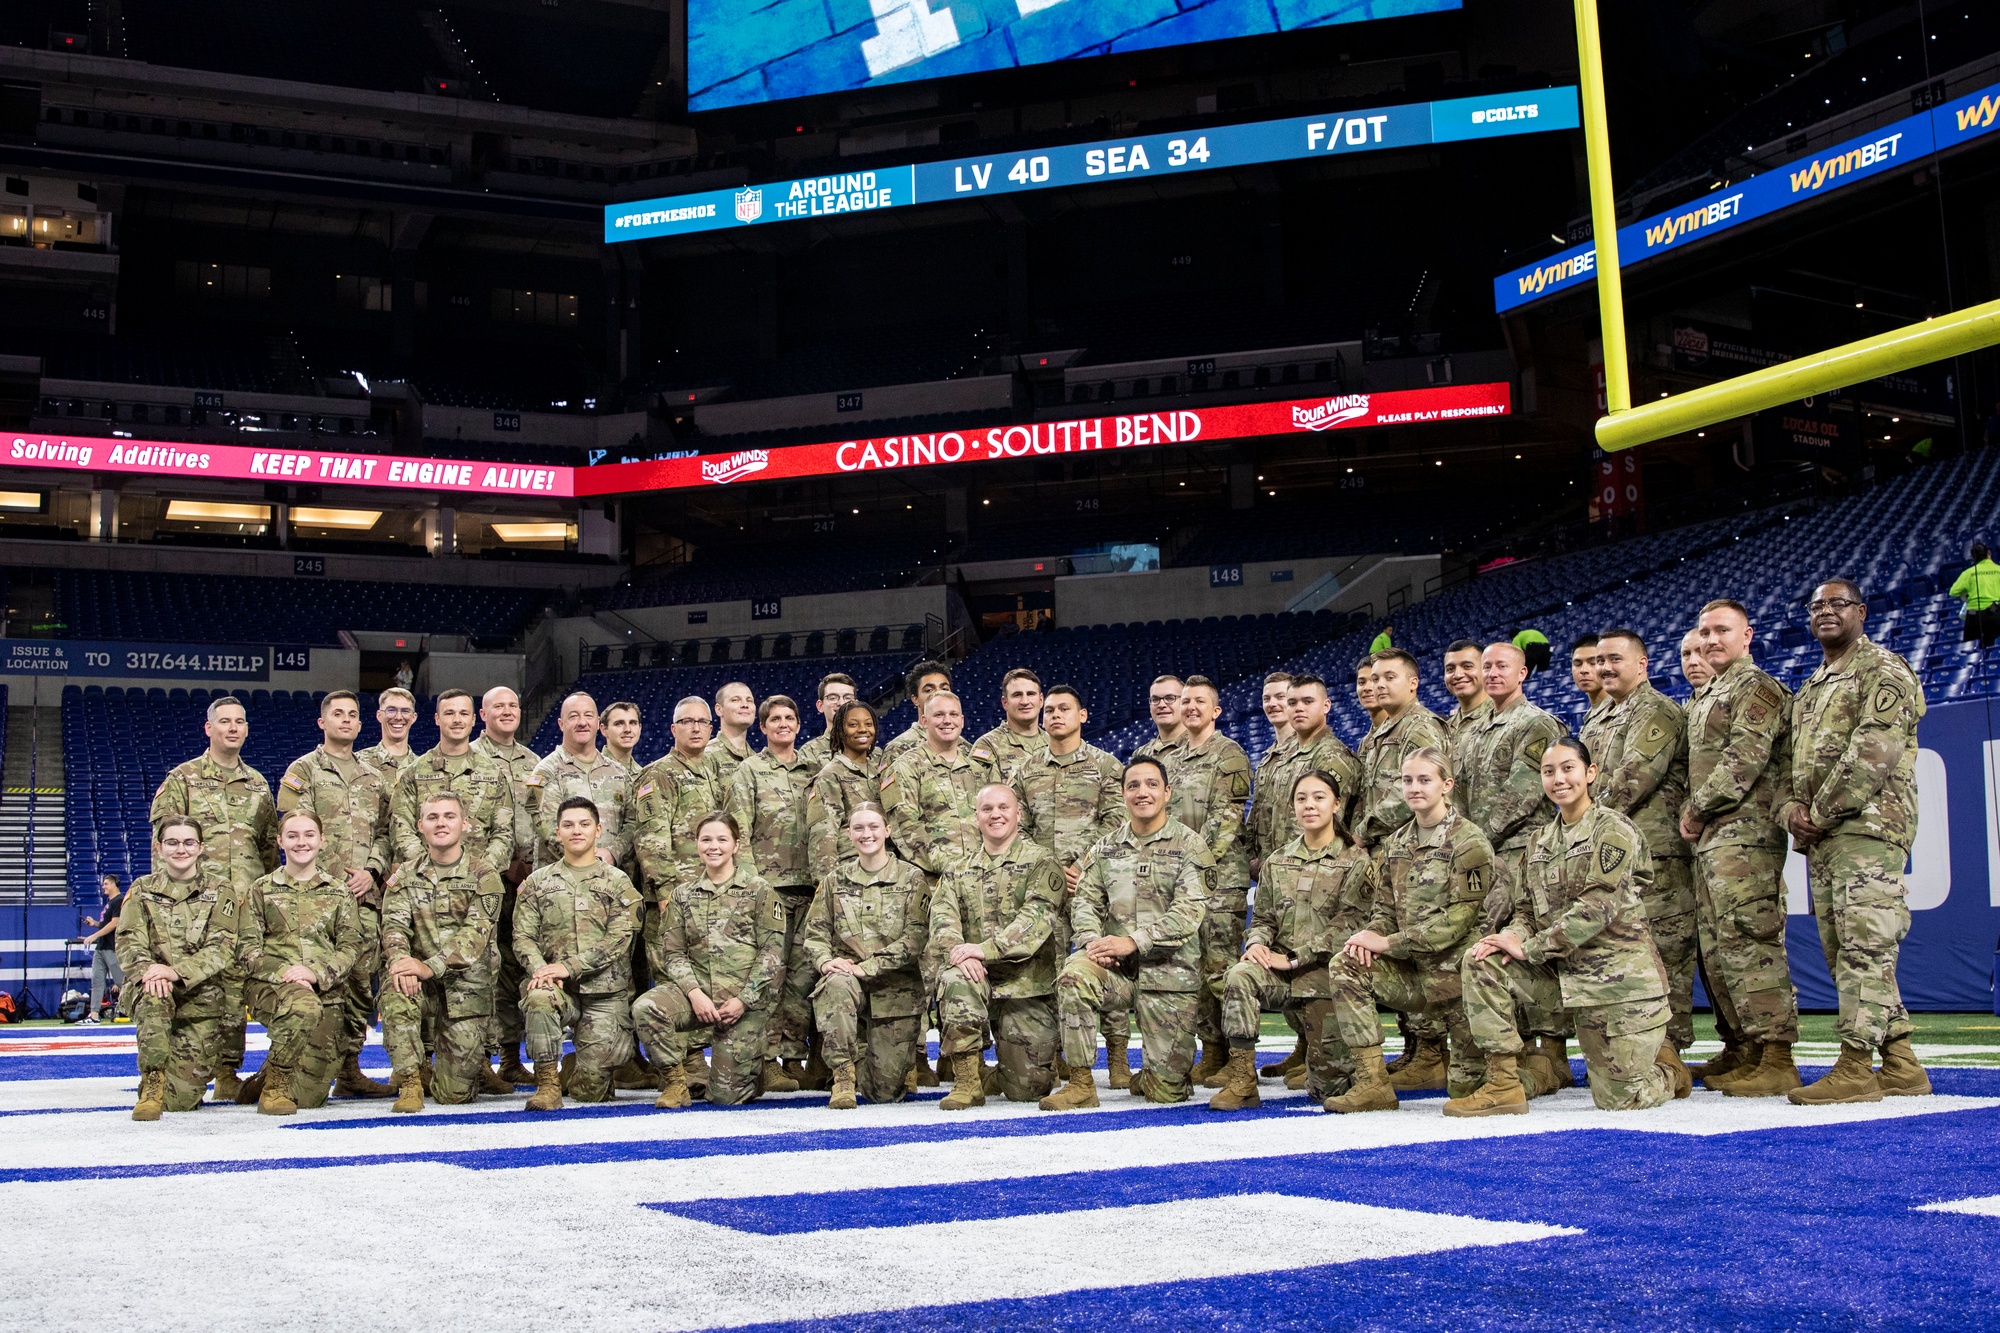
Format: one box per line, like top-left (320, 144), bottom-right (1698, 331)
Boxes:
top-left (1572, 635), bottom-right (1608, 734)
top-left (882, 661), bottom-right (955, 765)
top-left (1249, 673), bottom-right (1300, 876)
top-left (359, 686), bottom-right (420, 789)
top-left (513, 797), bottom-right (643, 1110)
top-left (118, 818), bottom-right (243, 1119)
top-left (529, 693), bottom-right (630, 869)
top-left (378, 793), bottom-right (505, 1112)
top-left (627, 696), bottom-right (720, 1092)
top-left (1260, 671), bottom-right (1295, 749)
top-left (389, 689), bottom-right (516, 872)
top-left (472, 685), bottom-right (541, 1085)
top-left (1441, 640), bottom-right (1491, 762)
top-left (798, 673), bottom-right (861, 770)
top-left (1354, 654), bottom-right (1385, 728)
top-left (1132, 675), bottom-right (1186, 763)
top-left (1779, 579), bottom-right (1930, 1103)
top-left (1165, 675), bottom-right (1252, 1087)
top-left (277, 690), bottom-right (395, 1099)
top-left (1680, 630), bottom-right (1714, 691)
top-left (805, 702), bottom-right (885, 883)
top-left (706, 682), bottom-right (758, 789)
top-left (971, 667), bottom-right (1050, 771)
top-left (150, 694), bottom-right (277, 1101)
top-left (1681, 598), bottom-right (1800, 1097)
top-left (601, 701), bottom-right (643, 774)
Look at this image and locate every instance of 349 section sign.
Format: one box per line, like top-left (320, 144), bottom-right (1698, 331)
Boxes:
top-left (2, 639), bottom-right (273, 681)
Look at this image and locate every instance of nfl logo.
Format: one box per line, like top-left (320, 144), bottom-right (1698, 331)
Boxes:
top-left (734, 187), bottom-right (763, 223)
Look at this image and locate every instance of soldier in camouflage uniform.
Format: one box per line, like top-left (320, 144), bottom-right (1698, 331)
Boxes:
top-left (472, 685), bottom-right (542, 1084)
top-left (1572, 635), bottom-right (1609, 735)
top-left (359, 686), bottom-right (419, 788)
top-left (805, 802), bottom-right (932, 1107)
top-left (513, 796), bottom-right (643, 1109)
top-left (118, 818), bottom-right (244, 1119)
top-left (883, 692), bottom-right (1001, 879)
top-left (1452, 736), bottom-right (1683, 1115)
top-left (1042, 757), bottom-right (1212, 1110)
top-left (971, 667), bottom-right (1051, 772)
top-left (1164, 675), bottom-right (1253, 1085)
top-left (530, 693), bottom-right (631, 869)
top-left (600, 700), bottom-right (643, 774)
top-left (1780, 580), bottom-right (1931, 1103)
top-left (797, 672), bottom-right (862, 771)
top-left (726, 696), bottom-right (819, 1082)
top-left (1681, 599), bottom-right (1801, 1097)
top-left (379, 792), bottom-right (505, 1111)
top-left (238, 810), bottom-right (362, 1115)
top-left (150, 694), bottom-right (278, 1100)
top-left (881, 660), bottom-right (955, 766)
top-left (1209, 770), bottom-right (1377, 1110)
top-left (277, 690), bottom-right (395, 1099)
top-left (1324, 747), bottom-right (1495, 1113)
top-left (1132, 674), bottom-right (1186, 765)
top-left (1440, 640), bottom-right (1491, 759)
top-left (804, 702), bottom-right (885, 881)
top-left (633, 812), bottom-right (787, 1108)
top-left (704, 681), bottom-right (758, 790)
top-left (933, 785), bottom-right (1066, 1107)
top-left (389, 689), bottom-right (516, 873)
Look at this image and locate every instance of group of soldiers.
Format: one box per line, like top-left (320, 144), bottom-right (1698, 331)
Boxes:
top-left (116, 572), bottom-right (1930, 1121)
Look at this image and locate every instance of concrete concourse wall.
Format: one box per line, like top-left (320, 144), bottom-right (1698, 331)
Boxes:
top-left (1054, 554), bottom-right (1439, 626)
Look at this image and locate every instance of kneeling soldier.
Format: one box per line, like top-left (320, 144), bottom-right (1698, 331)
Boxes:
top-left (632, 812), bottom-right (786, 1108)
top-left (515, 797), bottom-right (643, 1110)
top-left (119, 817), bottom-right (244, 1119)
top-left (805, 803), bottom-right (931, 1107)
top-left (1451, 737), bottom-right (1685, 1116)
top-left (933, 784), bottom-right (1065, 1109)
top-left (238, 809), bottom-right (362, 1115)
top-left (379, 793), bottom-right (506, 1112)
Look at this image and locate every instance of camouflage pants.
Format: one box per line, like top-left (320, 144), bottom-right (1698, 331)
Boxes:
top-left (485, 885), bottom-right (528, 1053)
top-left (1329, 949), bottom-right (1482, 1093)
top-left (1057, 909), bottom-right (1131, 1046)
top-left (935, 966), bottom-right (1057, 1102)
top-left (381, 979), bottom-right (488, 1105)
top-left (522, 986), bottom-right (633, 1102)
top-left (1461, 952), bottom-right (1671, 1109)
top-left (811, 971), bottom-right (917, 1104)
top-left (632, 984), bottom-right (771, 1106)
top-left (338, 903), bottom-right (382, 1060)
top-left (1055, 955), bottom-right (1196, 1100)
top-left (245, 979), bottom-right (343, 1109)
top-left (1219, 961), bottom-right (1344, 1096)
top-left (131, 989), bottom-right (221, 1112)
top-left (773, 889), bottom-right (817, 1062)
top-left (212, 966), bottom-right (248, 1074)
top-left (1693, 841), bottom-right (1799, 1043)
top-left (1808, 834), bottom-right (1913, 1048)
top-left (1195, 890), bottom-right (1248, 1047)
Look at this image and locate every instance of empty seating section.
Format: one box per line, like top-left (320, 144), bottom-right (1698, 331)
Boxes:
top-left (603, 541), bottom-right (939, 610)
top-left (52, 570), bottom-right (543, 647)
top-left (1169, 494), bottom-right (1531, 567)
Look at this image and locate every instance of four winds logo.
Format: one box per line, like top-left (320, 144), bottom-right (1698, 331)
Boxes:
top-left (734, 188), bottom-right (763, 223)
top-left (701, 450), bottom-right (770, 485)
top-left (1292, 396), bottom-right (1372, 431)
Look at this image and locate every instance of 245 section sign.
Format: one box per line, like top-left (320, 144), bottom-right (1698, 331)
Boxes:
top-left (573, 383), bottom-right (1510, 495)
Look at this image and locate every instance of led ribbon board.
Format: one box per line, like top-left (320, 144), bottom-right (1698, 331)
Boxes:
top-left (1494, 80), bottom-right (2000, 314)
top-left (607, 88), bottom-right (1579, 243)
top-left (3, 435), bottom-right (575, 498)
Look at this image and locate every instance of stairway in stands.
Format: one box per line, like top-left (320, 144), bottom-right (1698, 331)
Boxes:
top-left (0, 703), bottom-right (68, 904)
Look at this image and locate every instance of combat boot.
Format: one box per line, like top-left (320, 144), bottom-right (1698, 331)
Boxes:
top-left (1038, 1064), bottom-right (1099, 1111)
top-left (913, 1047), bottom-right (940, 1087)
top-left (612, 1056), bottom-right (658, 1091)
top-left (497, 1044), bottom-right (534, 1086)
top-left (419, 1058), bottom-right (435, 1094)
top-left (827, 1063), bottom-right (857, 1110)
top-left (683, 1048), bottom-right (711, 1095)
top-left (1191, 1042), bottom-right (1230, 1088)
top-left (211, 1067), bottom-right (243, 1102)
top-left (234, 1067), bottom-right (267, 1105)
top-left (392, 1071), bottom-right (425, 1114)
top-left (1701, 1041), bottom-right (1759, 1091)
top-left (801, 1038), bottom-right (830, 1092)
top-left (1206, 1048), bottom-right (1261, 1112)
top-left (1284, 1066), bottom-right (1309, 1091)
top-left (1719, 1041), bottom-right (1802, 1097)
top-left (558, 1049), bottom-right (576, 1092)
top-left (1876, 1036), bottom-right (1933, 1096)
top-left (1532, 1036), bottom-right (1575, 1090)
top-left (654, 1063), bottom-right (692, 1110)
top-left (525, 1060), bottom-right (564, 1112)
top-left (479, 1059), bottom-right (519, 1096)
top-left (1106, 1040), bottom-right (1132, 1089)
top-left (1787, 1044), bottom-right (1882, 1105)
top-left (133, 1070), bottom-right (165, 1122)
top-left (940, 1051), bottom-right (987, 1111)
top-left (336, 1054), bottom-right (396, 1099)
top-left (1322, 1045), bottom-right (1399, 1114)
top-left (1441, 1053), bottom-right (1528, 1117)
top-left (257, 1065), bottom-right (298, 1116)
top-left (1261, 1037), bottom-right (1308, 1081)
top-left (1386, 1036), bottom-right (1447, 1091)
top-left (1127, 1067), bottom-right (1153, 1098)
top-left (761, 1059), bottom-right (800, 1093)
top-left (1657, 1043), bottom-right (1693, 1100)
top-left (980, 1061), bottom-right (1004, 1096)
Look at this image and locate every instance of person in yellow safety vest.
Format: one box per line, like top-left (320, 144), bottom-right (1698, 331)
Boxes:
top-left (1951, 542), bottom-right (2000, 649)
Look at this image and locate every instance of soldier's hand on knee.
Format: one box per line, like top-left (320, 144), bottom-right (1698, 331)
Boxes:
top-left (688, 987), bottom-right (721, 1024)
top-left (1469, 931), bottom-right (1525, 963)
top-left (279, 964), bottom-right (317, 988)
top-left (389, 971), bottom-right (422, 997)
top-left (141, 963), bottom-right (179, 998)
top-left (714, 997), bottom-right (745, 1025)
top-left (530, 963), bottom-right (570, 988)
top-left (1084, 936), bottom-right (1134, 966)
top-left (820, 958), bottom-right (862, 977)
top-left (1245, 944), bottom-right (1289, 972)
top-left (1344, 930), bottom-right (1390, 965)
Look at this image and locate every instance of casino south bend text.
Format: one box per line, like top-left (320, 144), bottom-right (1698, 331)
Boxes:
top-left (833, 414), bottom-right (1203, 471)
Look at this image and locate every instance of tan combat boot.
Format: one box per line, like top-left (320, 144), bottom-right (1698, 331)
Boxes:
top-left (497, 1044), bottom-right (535, 1086)
top-left (1386, 1036), bottom-right (1448, 1091)
top-left (1720, 1041), bottom-right (1802, 1097)
top-left (800, 1040), bottom-right (831, 1092)
top-left (257, 1065), bottom-right (298, 1116)
top-left (479, 1059), bottom-right (520, 1095)
top-left (419, 1059), bottom-right (435, 1094)
top-left (1106, 1040), bottom-right (1132, 1090)
top-left (1701, 1040), bottom-right (1761, 1091)
top-left (940, 1051), bottom-right (987, 1111)
top-left (133, 1070), bottom-right (166, 1122)
top-left (654, 1062), bottom-right (692, 1110)
top-left (1261, 1037), bottom-right (1308, 1081)
top-left (1322, 1045), bottom-right (1399, 1114)
top-left (1532, 1036), bottom-right (1575, 1090)
top-left (683, 1048), bottom-right (711, 1094)
top-left (913, 1047), bottom-right (941, 1088)
top-left (525, 1059), bottom-right (564, 1112)
top-left (336, 1054), bottom-right (396, 1099)
top-left (1876, 1036), bottom-right (1933, 1096)
top-left (1206, 1048), bottom-right (1262, 1112)
top-left (1284, 1066), bottom-right (1309, 1091)
top-left (1191, 1042), bottom-right (1230, 1088)
top-left (762, 1058), bottom-right (800, 1093)
top-left (392, 1070), bottom-right (425, 1114)
top-left (611, 1056), bottom-right (656, 1091)
top-left (211, 1066), bottom-right (243, 1102)
top-left (1657, 1042), bottom-right (1693, 1100)
top-left (234, 1068), bottom-right (267, 1105)
top-left (827, 1063), bottom-right (858, 1110)
top-left (1038, 1064), bottom-right (1100, 1111)
top-left (1441, 1053), bottom-right (1529, 1117)
top-left (1787, 1044), bottom-right (1882, 1105)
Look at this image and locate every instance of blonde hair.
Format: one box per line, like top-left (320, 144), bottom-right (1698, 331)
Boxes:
top-left (1403, 746), bottom-right (1453, 783)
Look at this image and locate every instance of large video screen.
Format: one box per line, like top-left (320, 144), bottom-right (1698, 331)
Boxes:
top-left (689, 0), bottom-right (1463, 112)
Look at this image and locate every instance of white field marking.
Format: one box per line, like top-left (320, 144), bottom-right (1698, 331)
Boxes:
top-left (1915, 1194), bottom-right (2000, 1217)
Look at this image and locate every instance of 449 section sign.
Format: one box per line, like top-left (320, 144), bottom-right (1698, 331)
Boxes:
top-left (2, 639), bottom-right (277, 681)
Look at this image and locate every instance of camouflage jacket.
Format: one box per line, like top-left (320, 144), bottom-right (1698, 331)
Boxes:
top-left (1578, 697), bottom-right (1614, 748)
top-left (390, 747), bottom-right (516, 870)
top-left (971, 724), bottom-right (1049, 774)
top-left (799, 732), bottom-right (880, 772)
top-left (381, 851), bottom-right (505, 1013)
top-left (529, 746), bottom-right (630, 868)
top-left (1363, 807), bottom-right (1493, 962)
top-left (628, 749), bottom-right (721, 899)
top-left (512, 857), bottom-right (643, 995)
top-left (1578, 696), bottom-right (1618, 772)
top-left (804, 749), bottom-right (885, 881)
top-left (1253, 726), bottom-right (1361, 866)
top-left (239, 863), bottom-right (361, 991)
top-left (882, 741), bottom-right (1002, 877)
top-left (1444, 699), bottom-right (1493, 757)
top-left (1247, 834), bottom-right (1377, 999)
top-left (655, 861), bottom-right (787, 1009)
top-left (727, 748), bottom-right (818, 888)
top-left (1451, 696), bottom-right (1564, 853)
top-left (1071, 818), bottom-right (1211, 993)
top-left (471, 734), bottom-right (542, 868)
top-left (1780, 636), bottom-right (1925, 850)
top-left (880, 721), bottom-right (928, 767)
top-left (1350, 704), bottom-right (1449, 849)
top-left (803, 855), bottom-right (931, 1017)
top-left (1010, 740), bottom-right (1126, 868)
top-left (1588, 681), bottom-right (1691, 862)
top-left (1132, 733), bottom-right (1183, 765)
top-left (358, 743), bottom-right (416, 791)
top-left (1508, 803), bottom-right (1666, 1009)
top-left (1684, 656), bottom-right (1793, 850)
top-left (703, 733), bottom-right (755, 791)
top-left (150, 753), bottom-right (278, 892)
top-left (115, 863), bottom-right (243, 1014)
top-left (1164, 729), bottom-right (1253, 891)
top-left (277, 747), bottom-right (390, 900)
top-left (930, 836), bottom-right (1064, 998)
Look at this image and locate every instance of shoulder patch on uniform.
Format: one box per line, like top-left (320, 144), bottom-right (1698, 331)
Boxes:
top-left (1635, 720), bottom-right (1671, 757)
top-left (281, 772), bottom-right (306, 791)
top-left (524, 773), bottom-right (544, 786)
top-left (1524, 738), bottom-right (1548, 765)
top-left (879, 769), bottom-right (899, 791)
top-left (1598, 842), bottom-right (1627, 875)
top-left (1871, 683), bottom-right (1903, 719)
top-left (635, 782), bottom-right (655, 799)
top-left (970, 746), bottom-right (994, 762)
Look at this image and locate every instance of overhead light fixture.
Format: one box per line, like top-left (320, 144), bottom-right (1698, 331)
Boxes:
top-left (165, 500), bottom-right (269, 524)
top-left (290, 506), bottom-right (381, 529)
top-left (491, 521), bottom-right (569, 542)
top-left (0, 490), bottom-right (45, 511)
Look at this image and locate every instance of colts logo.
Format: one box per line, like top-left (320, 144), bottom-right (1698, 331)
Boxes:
top-left (734, 188), bottom-right (763, 223)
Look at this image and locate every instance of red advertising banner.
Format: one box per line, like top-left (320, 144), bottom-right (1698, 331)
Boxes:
top-left (3, 435), bottom-right (575, 498)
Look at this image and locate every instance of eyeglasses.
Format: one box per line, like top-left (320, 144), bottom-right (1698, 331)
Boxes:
top-left (1149, 693), bottom-right (1180, 704)
top-left (160, 838), bottom-right (200, 850)
top-left (1807, 597), bottom-right (1863, 613)
top-left (380, 707), bottom-right (416, 718)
